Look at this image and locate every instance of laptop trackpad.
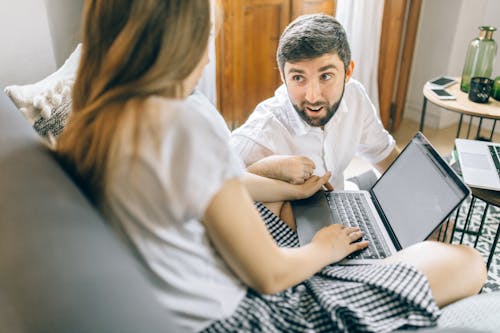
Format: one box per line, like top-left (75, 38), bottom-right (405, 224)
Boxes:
top-left (461, 152), bottom-right (490, 169)
top-left (292, 191), bottom-right (332, 245)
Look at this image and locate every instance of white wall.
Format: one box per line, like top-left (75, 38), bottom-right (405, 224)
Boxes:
top-left (0, 0), bottom-right (218, 105)
top-left (405, 0), bottom-right (500, 130)
top-left (0, 1), bottom-right (56, 89)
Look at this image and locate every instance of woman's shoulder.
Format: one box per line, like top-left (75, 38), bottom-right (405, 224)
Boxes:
top-left (135, 96), bottom-right (205, 133)
top-left (134, 95), bottom-right (229, 152)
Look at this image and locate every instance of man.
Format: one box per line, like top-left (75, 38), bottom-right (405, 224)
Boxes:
top-left (230, 14), bottom-right (399, 191)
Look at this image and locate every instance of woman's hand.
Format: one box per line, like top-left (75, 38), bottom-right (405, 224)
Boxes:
top-left (290, 172), bottom-right (334, 200)
top-left (310, 224), bottom-right (369, 263)
top-left (242, 171), bottom-right (332, 203)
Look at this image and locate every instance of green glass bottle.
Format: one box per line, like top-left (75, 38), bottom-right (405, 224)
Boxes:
top-left (460, 26), bottom-right (497, 93)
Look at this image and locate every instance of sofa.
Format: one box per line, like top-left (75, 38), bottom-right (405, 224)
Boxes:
top-left (0, 91), bottom-right (186, 333)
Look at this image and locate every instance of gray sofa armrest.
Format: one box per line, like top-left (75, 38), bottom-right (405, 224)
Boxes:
top-left (438, 291), bottom-right (500, 332)
top-left (0, 91), bottom-right (185, 333)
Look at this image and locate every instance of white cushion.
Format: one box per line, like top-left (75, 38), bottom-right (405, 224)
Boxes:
top-left (4, 43), bottom-right (81, 123)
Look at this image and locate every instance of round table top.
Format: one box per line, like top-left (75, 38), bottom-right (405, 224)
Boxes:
top-left (423, 77), bottom-right (500, 120)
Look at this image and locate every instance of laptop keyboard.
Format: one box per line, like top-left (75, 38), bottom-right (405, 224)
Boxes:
top-left (488, 145), bottom-right (500, 178)
top-left (326, 192), bottom-right (391, 260)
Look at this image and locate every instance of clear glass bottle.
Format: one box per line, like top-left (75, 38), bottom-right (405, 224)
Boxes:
top-left (460, 26), bottom-right (497, 93)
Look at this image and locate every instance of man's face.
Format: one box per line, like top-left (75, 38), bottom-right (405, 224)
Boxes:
top-left (282, 53), bottom-right (353, 127)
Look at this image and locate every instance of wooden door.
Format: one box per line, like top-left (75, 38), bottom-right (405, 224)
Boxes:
top-left (291, 0), bottom-right (336, 19)
top-left (216, 0), bottom-right (289, 128)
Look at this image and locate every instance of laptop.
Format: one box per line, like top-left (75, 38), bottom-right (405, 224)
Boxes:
top-left (293, 132), bottom-right (470, 264)
top-left (455, 139), bottom-right (500, 191)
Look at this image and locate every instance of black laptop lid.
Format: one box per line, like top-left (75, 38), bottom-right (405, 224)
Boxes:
top-left (371, 132), bottom-right (470, 248)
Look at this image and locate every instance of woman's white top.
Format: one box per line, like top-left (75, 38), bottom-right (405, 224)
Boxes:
top-left (103, 92), bottom-right (246, 332)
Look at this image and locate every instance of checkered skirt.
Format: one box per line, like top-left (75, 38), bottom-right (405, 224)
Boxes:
top-left (202, 203), bottom-right (440, 333)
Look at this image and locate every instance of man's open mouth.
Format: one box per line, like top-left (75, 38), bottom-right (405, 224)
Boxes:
top-left (305, 106), bottom-right (324, 113)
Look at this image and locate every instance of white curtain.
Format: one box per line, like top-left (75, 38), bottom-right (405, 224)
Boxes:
top-left (336, 0), bottom-right (384, 117)
top-left (196, 0), bottom-right (217, 106)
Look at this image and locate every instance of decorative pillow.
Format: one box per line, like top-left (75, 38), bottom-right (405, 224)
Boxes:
top-left (4, 43), bottom-right (81, 123)
top-left (32, 78), bottom-right (74, 141)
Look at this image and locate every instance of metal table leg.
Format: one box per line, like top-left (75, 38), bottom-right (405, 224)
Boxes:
top-left (466, 115), bottom-right (473, 139)
top-left (489, 119), bottom-right (497, 141)
top-left (487, 216), bottom-right (500, 270)
top-left (450, 205), bottom-right (463, 243)
top-left (473, 203), bottom-right (490, 248)
top-left (459, 197), bottom-right (476, 244)
top-left (476, 117), bottom-right (484, 140)
top-left (456, 114), bottom-right (464, 138)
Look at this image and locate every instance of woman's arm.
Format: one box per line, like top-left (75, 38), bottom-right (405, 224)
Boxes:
top-left (202, 178), bottom-right (368, 294)
top-left (247, 155), bottom-right (317, 184)
top-left (241, 171), bottom-right (333, 203)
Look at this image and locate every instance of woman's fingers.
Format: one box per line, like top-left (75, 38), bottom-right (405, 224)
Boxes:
top-left (323, 181), bottom-right (334, 191)
top-left (351, 240), bottom-right (370, 251)
top-left (348, 230), bottom-right (364, 242)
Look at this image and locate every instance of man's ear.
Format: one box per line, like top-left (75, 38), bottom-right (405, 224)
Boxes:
top-left (280, 70), bottom-right (285, 84)
top-left (345, 60), bottom-right (355, 82)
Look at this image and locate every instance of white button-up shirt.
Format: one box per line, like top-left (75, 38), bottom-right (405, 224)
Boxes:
top-left (230, 79), bottom-right (395, 190)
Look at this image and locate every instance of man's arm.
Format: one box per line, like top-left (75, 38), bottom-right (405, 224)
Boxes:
top-left (231, 128), bottom-right (318, 184)
top-left (373, 147), bottom-right (400, 174)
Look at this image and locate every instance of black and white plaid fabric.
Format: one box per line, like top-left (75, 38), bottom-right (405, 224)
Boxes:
top-left (202, 203), bottom-right (440, 333)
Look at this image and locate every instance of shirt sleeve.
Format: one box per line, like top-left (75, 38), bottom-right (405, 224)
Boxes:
top-left (229, 107), bottom-right (283, 166)
top-left (160, 105), bottom-right (245, 222)
top-left (229, 133), bottom-right (274, 166)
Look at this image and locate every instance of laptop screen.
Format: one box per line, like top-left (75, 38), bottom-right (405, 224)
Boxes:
top-left (371, 133), bottom-right (469, 248)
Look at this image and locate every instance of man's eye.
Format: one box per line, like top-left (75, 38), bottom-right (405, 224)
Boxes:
top-left (321, 73), bottom-right (333, 80)
top-left (292, 75), bottom-right (304, 82)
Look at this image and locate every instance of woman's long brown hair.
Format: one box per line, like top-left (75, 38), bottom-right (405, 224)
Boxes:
top-left (56, 0), bottom-right (210, 204)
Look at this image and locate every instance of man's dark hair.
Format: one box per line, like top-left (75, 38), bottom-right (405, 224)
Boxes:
top-left (277, 14), bottom-right (351, 74)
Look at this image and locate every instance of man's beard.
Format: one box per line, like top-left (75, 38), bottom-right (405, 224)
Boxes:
top-left (292, 83), bottom-right (345, 127)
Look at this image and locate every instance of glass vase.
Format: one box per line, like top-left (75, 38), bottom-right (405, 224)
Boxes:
top-left (460, 26), bottom-right (497, 93)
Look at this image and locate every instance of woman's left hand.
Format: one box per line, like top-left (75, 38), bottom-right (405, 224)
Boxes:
top-left (291, 172), bottom-right (333, 200)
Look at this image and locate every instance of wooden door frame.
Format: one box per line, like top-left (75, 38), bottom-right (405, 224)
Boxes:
top-left (393, 0), bottom-right (422, 131)
top-left (378, 0), bottom-right (422, 131)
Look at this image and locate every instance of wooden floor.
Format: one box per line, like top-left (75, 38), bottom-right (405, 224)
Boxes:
top-left (392, 118), bottom-right (500, 155)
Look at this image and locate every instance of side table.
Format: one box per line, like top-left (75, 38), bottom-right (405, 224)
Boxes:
top-left (420, 77), bottom-right (500, 140)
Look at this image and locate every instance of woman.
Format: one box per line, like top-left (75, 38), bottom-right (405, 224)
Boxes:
top-left (57, 1), bottom-right (487, 332)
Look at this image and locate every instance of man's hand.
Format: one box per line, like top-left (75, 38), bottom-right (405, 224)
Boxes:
top-left (247, 155), bottom-right (316, 184)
